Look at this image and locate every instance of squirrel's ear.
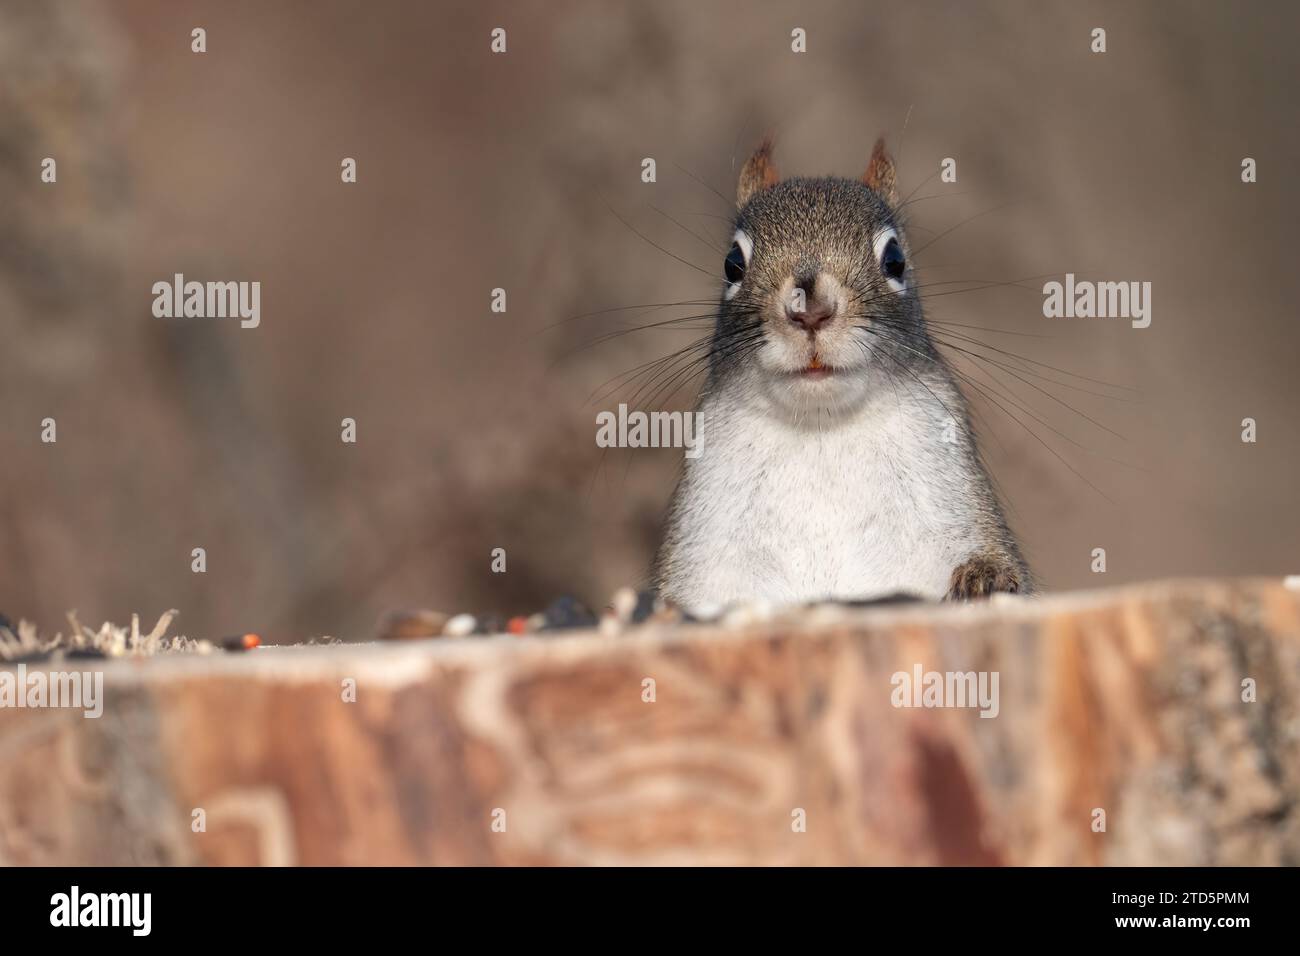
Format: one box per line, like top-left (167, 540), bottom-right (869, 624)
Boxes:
top-left (863, 137), bottom-right (898, 204)
top-left (737, 137), bottom-right (779, 207)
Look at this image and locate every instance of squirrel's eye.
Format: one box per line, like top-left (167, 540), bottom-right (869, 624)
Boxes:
top-left (724, 229), bottom-right (753, 300)
top-left (724, 243), bottom-right (746, 284)
top-left (881, 237), bottom-right (905, 280)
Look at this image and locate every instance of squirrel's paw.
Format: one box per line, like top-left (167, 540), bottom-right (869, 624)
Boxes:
top-left (946, 553), bottom-right (1024, 600)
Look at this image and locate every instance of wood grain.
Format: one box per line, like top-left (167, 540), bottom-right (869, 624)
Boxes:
top-left (1, 578), bottom-right (1297, 865)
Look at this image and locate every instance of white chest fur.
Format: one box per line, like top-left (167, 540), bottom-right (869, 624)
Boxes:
top-left (661, 384), bottom-right (985, 612)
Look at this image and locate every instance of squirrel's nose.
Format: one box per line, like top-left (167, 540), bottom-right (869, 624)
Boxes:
top-left (786, 295), bottom-right (835, 332)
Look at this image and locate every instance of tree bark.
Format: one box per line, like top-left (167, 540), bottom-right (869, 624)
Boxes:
top-left (1, 578), bottom-right (1297, 865)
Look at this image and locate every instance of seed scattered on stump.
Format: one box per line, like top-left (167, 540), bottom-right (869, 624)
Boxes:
top-left (541, 596), bottom-right (597, 631)
top-left (376, 609), bottom-right (448, 641)
top-left (220, 633), bottom-right (262, 651)
top-left (443, 614), bottom-right (477, 637)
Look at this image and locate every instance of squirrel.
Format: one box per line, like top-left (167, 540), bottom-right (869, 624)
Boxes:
top-left (652, 137), bottom-right (1033, 613)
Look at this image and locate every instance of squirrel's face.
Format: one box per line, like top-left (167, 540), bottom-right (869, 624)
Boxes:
top-left (715, 139), bottom-right (922, 416)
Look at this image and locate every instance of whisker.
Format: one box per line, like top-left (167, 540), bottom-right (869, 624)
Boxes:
top-left (919, 325), bottom-right (1134, 401)
top-left (587, 338), bottom-right (711, 407)
top-left (599, 194), bottom-right (717, 280)
top-left (540, 299), bottom-right (721, 333)
top-left (551, 312), bottom-right (721, 365)
top-left (672, 161), bottom-right (732, 209)
top-left (910, 202), bottom-right (1015, 257)
top-left (857, 325), bottom-right (1129, 497)
top-left (649, 203), bottom-right (725, 257)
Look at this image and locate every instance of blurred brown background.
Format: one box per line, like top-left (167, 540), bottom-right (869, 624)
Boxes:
top-left (2, 0), bottom-right (1297, 642)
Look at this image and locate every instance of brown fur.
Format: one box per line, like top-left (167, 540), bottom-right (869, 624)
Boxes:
top-left (947, 553), bottom-right (1027, 599)
top-left (863, 137), bottom-right (898, 204)
top-left (736, 135), bottom-right (780, 207)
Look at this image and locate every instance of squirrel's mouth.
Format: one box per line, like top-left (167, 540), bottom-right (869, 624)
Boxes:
top-left (796, 354), bottom-right (834, 379)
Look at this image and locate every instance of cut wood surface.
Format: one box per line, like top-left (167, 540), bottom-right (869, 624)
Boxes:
top-left (1, 578), bottom-right (1298, 865)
